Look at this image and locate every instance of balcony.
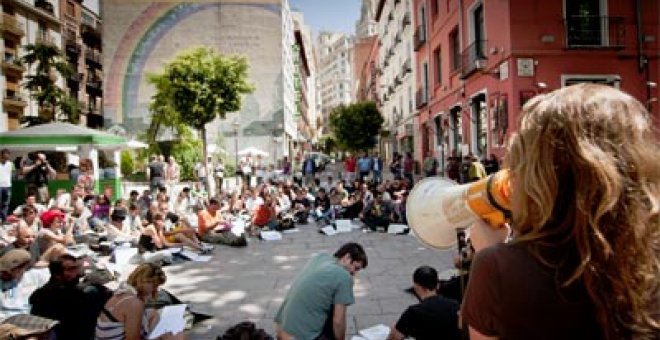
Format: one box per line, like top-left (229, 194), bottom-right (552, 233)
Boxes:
top-left (402, 58), bottom-right (412, 74)
top-left (460, 40), bottom-right (487, 79)
top-left (1, 13), bottom-right (25, 37)
top-left (35, 0), bottom-right (55, 14)
top-left (64, 33), bottom-right (81, 57)
top-left (2, 54), bottom-right (25, 74)
top-left (85, 48), bottom-right (102, 68)
top-left (416, 88), bottom-right (428, 109)
top-left (3, 93), bottom-right (27, 109)
top-left (414, 25), bottom-right (426, 51)
top-left (564, 16), bottom-right (625, 49)
top-left (402, 12), bottom-right (411, 27)
top-left (81, 22), bottom-right (102, 45)
top-left (35, 32), bottom-right (57, 46)
top-left (394, 74), bottom-right (402, 87)
top-left (86, 78), bottom-right (102, 95)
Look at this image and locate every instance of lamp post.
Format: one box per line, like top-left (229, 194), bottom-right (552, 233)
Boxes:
top-left (232, 119), bottom-right (240, 180)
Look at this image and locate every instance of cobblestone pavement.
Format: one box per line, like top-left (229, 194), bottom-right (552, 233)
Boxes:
top-left (163, 223), bottom-right (456, 339)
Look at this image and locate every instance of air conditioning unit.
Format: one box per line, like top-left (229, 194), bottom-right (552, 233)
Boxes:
top-left (474, 59), bottom-right (487, 69)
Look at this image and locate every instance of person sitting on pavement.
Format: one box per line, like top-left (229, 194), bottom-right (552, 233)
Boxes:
top-left (251, 194), bottom-right (279, 232)
top-left (387, 266), bottom-right (460, 340)
top-left (12, 194), bottom-right (46, 219)
top-left (47, 188), bottom-right (72, 212)
top-left (361, 191), bottom-right (394, 232)
top-left (123, 203), bottom-right (143, 238)
top-left (0, 224), bottom-right (63, 268)
top-left (313, 188), bottom-right (332, 224)
top-left (275, 242), bottom-right (368, 340)
top-left (15, 205), bottom-right (42, 234)
top-left (0, 249), bottom-right (50, 318)
top-left (96, 263), bottom-right (184, 340)
top-left (36, 209), bottom-right (74, 256)
top-left (197, 198), bottom-right (246, 247)
top-left (342, 191), bottom-right (365, 220)
top-left (30, 253), bottom-right (110, 340)
top-left (142, 212), bottom-right (208, 255)
top-left (102, 208), bottom-right (138, 244)
top-left (291, 188), bottom-right (311, 224)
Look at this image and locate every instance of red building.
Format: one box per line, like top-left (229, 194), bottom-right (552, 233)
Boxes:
top-left (413, 0), bottom-right (658, 171)
top-left (354, 35), bottom-right (380, 103)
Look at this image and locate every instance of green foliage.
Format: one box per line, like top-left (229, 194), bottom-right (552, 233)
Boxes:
top-left (20, 43), bottom-right (78, 123)
top-left (329, 101), bottom-right (384, 152)
top-left (170, 128), bottom-right (203, 180)
top-left (120, 150), bottom-right (135, 176)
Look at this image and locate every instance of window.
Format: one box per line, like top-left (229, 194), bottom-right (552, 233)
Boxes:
top-left (450, 28), bottom-right (460, 71)
top-left (450, 106), bottom-right (462, 153)
top-left (65, 1), bottom-right (75, 17)
top-left (470, 3), bottom-right (485, 57)
top-left (565, 0), bottom-right (611, 47)
top-left (434, 115), bottom-right (443, 145)
top-left (422, 61), bottom-right (429, 95)
top-left (433, 47), bottom-right (442, 85)
top-left (431, 0), bottom-right (439, 15)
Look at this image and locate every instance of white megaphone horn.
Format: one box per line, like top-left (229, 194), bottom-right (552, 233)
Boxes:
top-left (406, 170), bottom-right (512, 250)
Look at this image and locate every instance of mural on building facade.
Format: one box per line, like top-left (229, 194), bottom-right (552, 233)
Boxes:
top-left (103, 0), bottom-right (286, 145)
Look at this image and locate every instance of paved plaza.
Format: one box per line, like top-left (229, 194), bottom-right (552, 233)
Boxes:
top-left (162, 222), bottom-right (456, 338)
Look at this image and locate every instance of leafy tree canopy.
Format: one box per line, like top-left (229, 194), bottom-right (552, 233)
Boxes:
top-left (147, 47), bottom-right (254, 130)
top-left (329, 101), bottom-right (384, 152)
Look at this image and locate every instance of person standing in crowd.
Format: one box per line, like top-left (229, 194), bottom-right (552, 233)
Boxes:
top-left (77, 159), bottom-right (95, 195)
top-left (21, 152), bottom-right (56, 204)
top-left (275, 243), bottom-right (368, 340)
top-left (372, 152), bottom-right (384, 184)
top-left (422, 152), bottom-right (438, 177)
top-left (389, 152), bottom-right (402, 180)
top-left (445, 156), bottom-right (460, 182)
top-left (281, 156), bottom-right (291, 177)
top-left (241, 154), bottom-right (254, 188)
top-left (463, 84), bottom-right (660, 339)
top-left (194, 158), bottom-right (209, 193)
top-left (387, 266), bottom-right (460, 340)
top-left (483, 154), bottom-right (500, 175)
top-left (467, 155), bottom-right (486, 182)
top-left (147, 155), bottom-right (165, 196)
top-left (0, 149), bottom-right (13, 223)
top-left (356, 152), bottom-right (372, 182)
top-left (402, 152), bottom-right (414, 185)
top-left (301, 154), bottom-right (316, 187)
top-left (459, 155), bottom-right (471, 183)
top-left (165, 156), bottom-right (180, 198)
top-left (213, 159), bottom-right (225, 194)
top-left (344, 153), bottom-right (356, 183)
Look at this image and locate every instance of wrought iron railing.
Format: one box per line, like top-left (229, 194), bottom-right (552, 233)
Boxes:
top-left (564, 16), bottom-right (625, 48)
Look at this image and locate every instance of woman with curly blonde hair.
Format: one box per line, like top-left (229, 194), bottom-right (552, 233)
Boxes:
top-left (462, 84), bottom-right (659, 340)
top-left (96, 263), bottom-right (182, 339)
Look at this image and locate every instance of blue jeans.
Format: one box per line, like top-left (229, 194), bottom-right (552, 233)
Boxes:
top-left (373, 170), bottom-right (382, 183)
top-left (0, 187), bottom-right (10, 222)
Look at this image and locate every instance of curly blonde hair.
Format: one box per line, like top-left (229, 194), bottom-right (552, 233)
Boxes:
top-left (127, 263), bottom-right (167, 288)
top-left (506, 84), bottom-right (659, 339)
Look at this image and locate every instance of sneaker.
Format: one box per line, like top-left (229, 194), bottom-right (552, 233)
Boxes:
top-left (201, 244), bottom-right (214, 253)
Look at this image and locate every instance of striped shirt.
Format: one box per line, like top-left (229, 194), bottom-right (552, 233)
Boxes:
top-left (95, 294), bottom-right (150, 340)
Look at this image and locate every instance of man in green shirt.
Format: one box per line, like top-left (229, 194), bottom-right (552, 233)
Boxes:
top-left (275, 243), bottom-right (368, 340)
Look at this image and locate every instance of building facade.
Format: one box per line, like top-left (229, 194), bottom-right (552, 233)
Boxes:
top-left (356, 0), bottom-right (377, 39)
top-left (292, 11), bottom-right (315, 146)
top-left (103, 0), bottom-right (297, 164)
top-left (414, 0), bottom-right (659, 172)
top-left (60, 0), bottom-right (103, 129)
top-left (375, 0), bottom-right (416, 159)
top-left (316, 31), bottom-right (354, 133)
top-left (1, 0), bottom-right (62, 132)
top-left (354, 35), bottom-right (379, 103)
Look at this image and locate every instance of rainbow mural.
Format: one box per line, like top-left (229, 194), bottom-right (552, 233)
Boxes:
top-left (104, 1), bottom-right (281, 132)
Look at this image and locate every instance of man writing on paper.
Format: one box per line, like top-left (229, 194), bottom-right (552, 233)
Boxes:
top-left (275, 243), bottom-right (368, 340)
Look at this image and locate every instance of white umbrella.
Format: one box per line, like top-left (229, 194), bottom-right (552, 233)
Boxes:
top-left (237, 147), bottom-right (269, 157)
top-left (126, 139), bottom-right (148, 149)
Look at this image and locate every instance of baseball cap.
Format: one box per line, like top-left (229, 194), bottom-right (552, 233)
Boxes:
top-left (40, 209), bottom-right (66, 228)
top-left (0, 249), bottom-right (32, 272)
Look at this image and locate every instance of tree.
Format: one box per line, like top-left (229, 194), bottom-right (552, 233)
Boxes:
top-left (329, 101), bottom-right (384, 152)
top-left (20, 43), bottom-right (79, 124)
top-left (147, 47), bottom-right (254, 177)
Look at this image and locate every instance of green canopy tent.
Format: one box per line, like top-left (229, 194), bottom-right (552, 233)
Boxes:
top-left (0, 122), bottom-right (128, 203)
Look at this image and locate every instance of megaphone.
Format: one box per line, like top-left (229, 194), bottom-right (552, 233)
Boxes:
top-left (406, 170), bottom-right (512, 249)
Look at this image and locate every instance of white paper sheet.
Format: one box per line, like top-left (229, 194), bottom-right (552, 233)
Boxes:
top-left (320, 225), bottom-right (337, 236)
top-left (178, 249), bottom-right (212, 262)
top-left (335, 219), bottom-right (353, 233)
top-left (387, 224), bottom-right (408, 234)
top-left (148, 304), bottom-right (187, 339)
top-left (260, 230), bottom-right (282, 241)
top-left (359, 324), bottom-right (390, 340)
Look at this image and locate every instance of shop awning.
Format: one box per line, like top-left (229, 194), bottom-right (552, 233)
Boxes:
top-left (0, 122), bottom-right (127, 151)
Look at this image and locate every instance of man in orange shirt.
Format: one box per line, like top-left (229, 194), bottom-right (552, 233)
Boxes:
top-left (197, 198), bottom-right (246, 247)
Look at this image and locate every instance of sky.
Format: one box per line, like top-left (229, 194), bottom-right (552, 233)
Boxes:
top-left (290, 0), bottom-right (361, 35)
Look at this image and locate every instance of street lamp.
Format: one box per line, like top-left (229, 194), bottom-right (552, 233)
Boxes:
top-left (232, 119), bottom-right (240, 172)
